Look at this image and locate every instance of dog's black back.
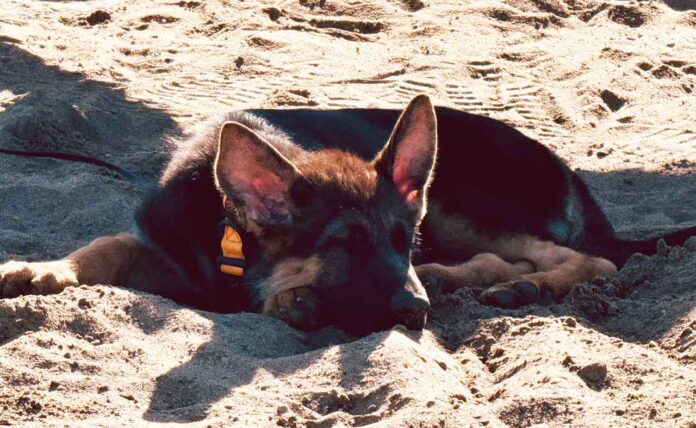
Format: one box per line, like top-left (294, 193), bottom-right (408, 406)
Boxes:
top-left (249, 107), bottom-right (694, 262)
top-left (248, 107), bottom-right (615, 251)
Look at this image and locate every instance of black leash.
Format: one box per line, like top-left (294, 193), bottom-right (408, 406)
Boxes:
top-left (0, 148), bottom-right (150, 188)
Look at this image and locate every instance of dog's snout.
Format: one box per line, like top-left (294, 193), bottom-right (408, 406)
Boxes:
top-left (389, 288), bottom-right (430, 331)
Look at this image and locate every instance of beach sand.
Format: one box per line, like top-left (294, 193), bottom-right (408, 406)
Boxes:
top-left (1, 0), bottom-right (695, 426)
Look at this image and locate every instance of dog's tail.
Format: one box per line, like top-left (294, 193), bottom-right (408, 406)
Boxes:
top-left (590, 226), bottom-right (696, 267)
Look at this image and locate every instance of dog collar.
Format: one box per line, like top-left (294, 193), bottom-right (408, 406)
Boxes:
top-left (217, 196), bottom-right (246, 278)
top-left (217, 218), bottom-right (246, 277)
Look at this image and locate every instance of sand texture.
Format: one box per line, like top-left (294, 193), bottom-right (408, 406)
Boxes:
top-left (1, 0), bottom-right (695, 426)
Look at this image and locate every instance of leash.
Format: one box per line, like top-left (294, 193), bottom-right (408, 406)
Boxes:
top-left (0, 148), bottom-right (150, 188)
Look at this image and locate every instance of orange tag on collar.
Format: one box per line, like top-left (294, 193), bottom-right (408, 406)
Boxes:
top-left (220, 225), bottom-right (245, 277)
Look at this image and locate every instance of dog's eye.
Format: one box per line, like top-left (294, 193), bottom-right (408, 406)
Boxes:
top-left (344, 224), bottom-right (368, 253)
top-left (322, 224), bottom-right (368, 253)
top-left (391, 226), bottom-right (410, 254)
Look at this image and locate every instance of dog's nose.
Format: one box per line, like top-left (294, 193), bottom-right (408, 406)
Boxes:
top-left (389, 289), bottom-right (430, 330)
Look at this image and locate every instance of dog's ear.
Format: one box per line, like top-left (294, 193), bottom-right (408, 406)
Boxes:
top-left (373, 94), bottom-right (438, 218)
top-left (215, 122), bottom-right (301, 228)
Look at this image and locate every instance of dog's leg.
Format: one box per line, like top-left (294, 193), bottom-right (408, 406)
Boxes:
top-left (0, 233), bottom-right (141, 297)
top-left (415, 253), bottom-right (535, 295)
top-left (480, 236), bottom-right (617, 308)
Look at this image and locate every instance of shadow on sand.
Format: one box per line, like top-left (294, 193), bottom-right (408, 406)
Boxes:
top-left (0, 42), bottom-right (176, 178)
top-left (0, 42), bottom-right (177, 259)
top-left (663, 0), bottom-right (696, 11)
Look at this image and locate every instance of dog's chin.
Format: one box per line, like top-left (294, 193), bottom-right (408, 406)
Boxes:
top-left (328, 310), bottom-right (395, 337)
top-left (338, 322), bottom-right (387, 338)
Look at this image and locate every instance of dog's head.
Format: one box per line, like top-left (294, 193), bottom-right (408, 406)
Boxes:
top-left (214, 95), bottom-right (438, 335)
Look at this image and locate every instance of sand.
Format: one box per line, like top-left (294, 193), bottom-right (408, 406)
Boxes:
top-left (0, 0), bottom-right (695, 426)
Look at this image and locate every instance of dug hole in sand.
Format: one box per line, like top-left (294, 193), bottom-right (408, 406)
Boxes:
top-left (1, 0), bottom-right (695, 426)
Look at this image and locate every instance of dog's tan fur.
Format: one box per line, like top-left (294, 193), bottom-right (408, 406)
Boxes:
top-left (416, 254), bottom-right (535, 294)
top-left (0, 233), bottom-right (140, 297)
top-left (421, 202), bottom-right (617, 300)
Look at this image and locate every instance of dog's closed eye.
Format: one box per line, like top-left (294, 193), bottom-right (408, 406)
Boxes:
top-left (329, 224), bottom-right (368, 252)
top-left (391, 225), bottom-right (411, 254)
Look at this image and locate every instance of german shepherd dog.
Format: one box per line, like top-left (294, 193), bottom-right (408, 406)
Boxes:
top-left (1, 95), bottom-right (694, 335)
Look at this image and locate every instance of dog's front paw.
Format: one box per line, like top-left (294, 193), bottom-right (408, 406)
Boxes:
top-left (0, 260), bottom-right (78, 298)
top-left (262, 287), bottom-right (323, 331)
top-left (480, 281), bottom-right (545, 309)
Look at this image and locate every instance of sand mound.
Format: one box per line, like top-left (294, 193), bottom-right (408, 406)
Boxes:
top-left (1, 0), bottom-right (695, 426)
top-left (1, 245), bottom-right (694, 426)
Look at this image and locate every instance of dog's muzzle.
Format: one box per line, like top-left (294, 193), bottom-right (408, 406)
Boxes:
top-left (388, 287), bottom-right (430, 330)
